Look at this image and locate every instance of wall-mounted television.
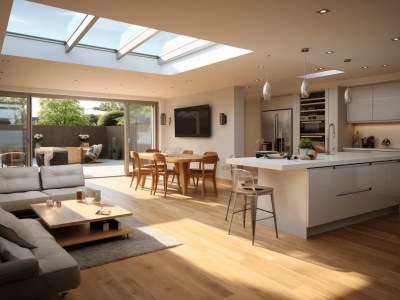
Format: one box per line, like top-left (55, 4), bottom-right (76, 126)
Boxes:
top-left (174, 104), bottom-right (211, 137)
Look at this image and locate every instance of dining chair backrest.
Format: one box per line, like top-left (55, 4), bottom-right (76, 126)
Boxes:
top-left (145, 149), bottom-right (161, 153)
top-left (153, 153), bottom-right (167, 171)
top-left (203, 151), bottom-right (218, 156)
top-left (130, 151), bottom-right (137, 169)
top-left (232, 168), bottom-right (255, 191)
top-left (201, 154), bottom-right (218, 173)
top-left (182, 150), bottom-right (193, 154)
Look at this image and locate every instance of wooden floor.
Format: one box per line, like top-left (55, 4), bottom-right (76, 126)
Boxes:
top-left (62, 176), bottom-right (400, 300)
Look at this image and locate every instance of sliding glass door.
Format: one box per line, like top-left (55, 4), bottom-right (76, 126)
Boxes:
top-left (125, 102), bottom-right (156, 175)
top-left (0, 95), bottom-right (30, 167)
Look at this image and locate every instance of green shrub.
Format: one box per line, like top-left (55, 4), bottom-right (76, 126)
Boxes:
top-left (97, 110), bottom-right (124, 126)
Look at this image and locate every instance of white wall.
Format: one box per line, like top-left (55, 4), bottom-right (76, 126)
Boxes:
top-left (163, 86), bottom-right (244, 179)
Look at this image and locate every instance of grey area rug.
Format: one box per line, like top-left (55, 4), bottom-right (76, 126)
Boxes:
top-left (66, 216), bottom-right (182, 269)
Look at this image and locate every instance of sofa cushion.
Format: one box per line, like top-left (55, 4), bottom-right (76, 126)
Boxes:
top-left (21, 219), bottom-right (81, 291)
top-left (40, 164), bottom-right (85, 189)
top-left (41, 186), bottom-right (86, 201)
top-left (0, 166), bottom-right (41, 194)
top-left (0, 191), bottom-right (50, 212)
top-left (0, 208), bottom-right (38, 249)
top-left (0, 237), bottom-right (36, 260)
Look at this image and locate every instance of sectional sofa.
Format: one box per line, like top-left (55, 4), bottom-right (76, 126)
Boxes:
top-left (0, 164), bottom-right (85, 299)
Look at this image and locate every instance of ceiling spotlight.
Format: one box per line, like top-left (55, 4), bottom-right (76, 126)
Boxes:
top-left (300, 48), bottom-right (310, 98)
top-left (326, 51), bottom-right (334, 54)
top-left (391, 37), bottom-right (400, 41)
top-left (262, 55), bottom-right (272, 100)
top-left (317, 9), bottom-right (330, 14)
top-left (382, 64), bottom-right (389, 67)
top-left (314, 67), bottom-right (325, 71)
top-left (362, 66), bottom-right (369, 69)
top-left (344, 59), bottom-right (352, 104)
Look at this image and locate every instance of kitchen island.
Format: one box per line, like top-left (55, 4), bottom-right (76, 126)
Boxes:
top-left (226, 152), bottom-right (400, 239)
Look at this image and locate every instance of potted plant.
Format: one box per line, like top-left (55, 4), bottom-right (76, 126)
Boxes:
top-left (298, 138), bottom-right (312, 158)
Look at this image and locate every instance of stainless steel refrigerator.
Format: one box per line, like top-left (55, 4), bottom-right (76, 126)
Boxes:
top-left (262, 109), bottom-right (293, 154)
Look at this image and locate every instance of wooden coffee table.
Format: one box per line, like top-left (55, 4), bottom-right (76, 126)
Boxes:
top-left (31, 200), bottom-right (133, 247)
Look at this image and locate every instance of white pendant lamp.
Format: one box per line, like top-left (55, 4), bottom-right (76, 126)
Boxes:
top-left (263, 54), bottom-right (272, 100)
top-left (344, 58), bottom-right (352, 104)
top-left (300, 48), bottom-right (310, 98)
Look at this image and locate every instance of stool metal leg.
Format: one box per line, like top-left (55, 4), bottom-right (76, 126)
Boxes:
top-left (225, 190), bottom-right (233, 221)
top-left (243, 195), bottom-right (247, 228)
top-left (251, 195), bottom-right (258, 245)
top-left (270, 192), bottom-right (279, 239)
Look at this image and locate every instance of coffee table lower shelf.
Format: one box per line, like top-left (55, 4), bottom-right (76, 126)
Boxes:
top-left (40, 220), bottom-right (133, 247)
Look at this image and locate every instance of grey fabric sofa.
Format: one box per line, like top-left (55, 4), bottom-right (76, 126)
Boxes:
top-left (0, 207), bottom-right (80, 299)
top-left (0, 164), bottom-right (87, 212)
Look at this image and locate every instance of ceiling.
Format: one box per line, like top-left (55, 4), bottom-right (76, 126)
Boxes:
top-left (0, 0), bottom-right (399, 99)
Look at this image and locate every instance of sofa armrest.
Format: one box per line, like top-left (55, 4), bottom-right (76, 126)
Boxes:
top-left (0, 258), bottom-right (39, 286)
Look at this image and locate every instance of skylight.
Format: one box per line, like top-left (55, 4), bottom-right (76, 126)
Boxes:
top-left (298, 70), bottom-right (344, 79)
top-left (3, 0), bottom-right (252, 75)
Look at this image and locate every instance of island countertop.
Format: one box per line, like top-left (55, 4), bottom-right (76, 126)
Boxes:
top-left (226, 152), bottom-right (400, 171)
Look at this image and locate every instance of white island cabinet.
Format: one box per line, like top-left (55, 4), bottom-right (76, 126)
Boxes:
top-left (226, 153), bottom-right (400, 239)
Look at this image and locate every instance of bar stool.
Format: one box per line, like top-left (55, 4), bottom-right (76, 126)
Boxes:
top-left (228, 168), bottom-right (278, 244)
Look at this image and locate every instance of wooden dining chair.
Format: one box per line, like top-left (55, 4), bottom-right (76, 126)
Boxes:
top-left (132, 151), bottom-right (155, 193)
top-left (188, 151), bottom-right (218, 187)
top-left (152, 153), bottom-right (181, 196)
top-left (171, 150), bottom-right (193, 184)
top-left (129, 151), bottom-right (139, 188)
top-left (188, 154), bottom-right (218, 198)
top-left (145, 148), bottom-right (160, 153)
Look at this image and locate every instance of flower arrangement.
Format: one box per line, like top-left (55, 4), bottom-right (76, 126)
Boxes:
top-left (34, 133), bottom-right (43, 141)
top-left (78, 134), bottom-right (90, 141)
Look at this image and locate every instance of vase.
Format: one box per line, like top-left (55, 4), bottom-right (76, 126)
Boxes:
top-left (35, 142), bottom-right (41, 148)
top-left (80, 141), bottom-right (89, 147)
top-left (298, 148), bottom-right (309, 159)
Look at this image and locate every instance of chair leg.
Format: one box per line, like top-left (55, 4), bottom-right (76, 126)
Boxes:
top-left (270, 192), bottom-right (279, 239)
top-left (225, 190), bottom-right (233, 221)
top-left (212, 176), bottom-right (218, 194)
top-left (164, 174), bottom-right (168, 197)
top-left (130, 173), bottom-right (135, 187)
top-left (251, 195), bottom-right (258, 245)
top-left (135, 174), bottom-right (141, 191)
top-left (243, 195), bottom-right (247, 228)
top-left (228, 192), bottom-right (239, 235)
top-left (153, 174), bottom-right (159, 195)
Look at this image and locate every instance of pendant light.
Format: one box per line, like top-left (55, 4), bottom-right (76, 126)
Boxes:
top-left (262, 54), bottom-right (272, 100)
top-left (344, 58), bottom-right (352, 104)
top-left (300, 48), bottom-right (310, 98)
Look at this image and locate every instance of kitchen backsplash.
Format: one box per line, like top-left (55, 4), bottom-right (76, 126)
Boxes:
top-left (353, 123), bottom-right (400, 149)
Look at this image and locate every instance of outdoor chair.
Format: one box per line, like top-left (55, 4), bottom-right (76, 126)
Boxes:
top-left (84, 144), bottom-right (103, 162)
top-left (0, 152), bottom-right (26, 168)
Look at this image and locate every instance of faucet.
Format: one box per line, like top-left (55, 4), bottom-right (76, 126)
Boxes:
top-left (327, 123), bottom-right (336, 155)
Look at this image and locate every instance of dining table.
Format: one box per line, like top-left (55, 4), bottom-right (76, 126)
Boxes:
top-left (138, 152), bottom-right (204, 195)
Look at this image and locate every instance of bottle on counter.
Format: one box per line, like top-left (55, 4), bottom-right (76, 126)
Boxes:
top-left (354, 131), bottom-right (361, 148)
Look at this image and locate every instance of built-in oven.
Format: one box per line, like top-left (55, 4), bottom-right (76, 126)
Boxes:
top-left (300, 115), bottom-right (325, 152)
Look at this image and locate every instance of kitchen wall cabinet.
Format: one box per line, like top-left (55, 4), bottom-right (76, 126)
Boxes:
top-left (372, 81), bottom-right (400, 121)
top-left (347, 81), bottom-right (400, 122)
top-left (346, 86), bottom-right (373, 122)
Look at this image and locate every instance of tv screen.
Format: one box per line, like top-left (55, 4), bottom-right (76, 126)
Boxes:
top-left (174, 104), bottom-right (211, 137)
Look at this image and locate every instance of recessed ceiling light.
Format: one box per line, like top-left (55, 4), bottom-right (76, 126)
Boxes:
top-left (186, 80), bottom-right (192, 83)
top-left (326, 51), bottom-right (334, 54)
top-left (255, 78), bottom-right (262, 82)
top-left (382, 64), bottom-right (389, 67)
top-left (317, 9), bottom-right (330, 14)
top-left (391, 37), bottom-right (400, 41)
top-left (362, 66), bottom-right (369, 69)
top-left (257, 66), bottom-right (264, 69)
top-left (314, 67), bottom-right (325, 71)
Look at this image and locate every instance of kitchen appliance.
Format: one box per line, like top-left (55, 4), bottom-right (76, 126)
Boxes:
top-left (300, 91), bottom-right (326, 152)
top-left (262, 109), bottom-right (293, 154)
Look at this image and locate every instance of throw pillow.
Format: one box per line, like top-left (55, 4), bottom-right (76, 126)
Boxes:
top-left (0, 242), bottom-right (18, 262)
top-left (0, 207), bottom-right (38, 249)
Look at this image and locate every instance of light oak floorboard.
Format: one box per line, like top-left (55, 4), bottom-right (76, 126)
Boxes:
top-left (57, 176), bottom-right (399, 300)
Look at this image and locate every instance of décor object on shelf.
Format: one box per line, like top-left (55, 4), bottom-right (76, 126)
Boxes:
top-left (381, 138), bottom-right (391, 148)
top-left (34, 133), bottom-right (43, 148)
top-left (300, 48), bottom-right (310, 98)
top-left (307, 149), bottom-right (317, 160)
top-left (344, 58), bottom-right (352, 104)
top-left (262, 54), bottom-right (272, 100)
